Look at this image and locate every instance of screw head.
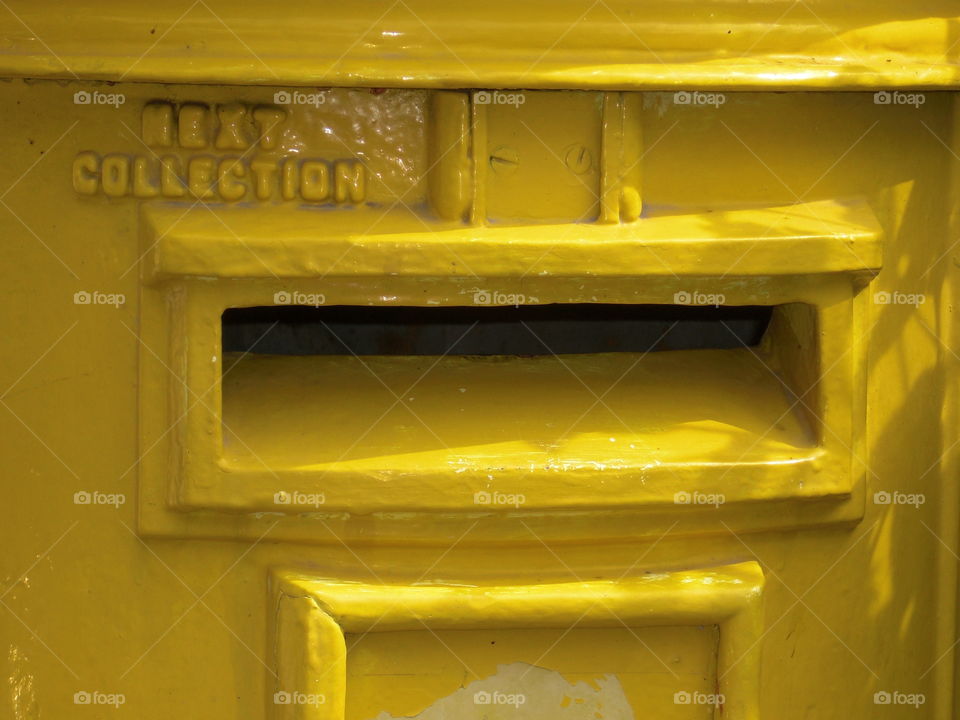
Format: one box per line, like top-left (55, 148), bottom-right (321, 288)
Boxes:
top-left (564, 144), bottom-right (592, 174)
top-left (489, 146), bottom-right (519, 176)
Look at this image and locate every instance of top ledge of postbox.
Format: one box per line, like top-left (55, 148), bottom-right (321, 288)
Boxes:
top-left (0, 4), bottom-right (958, 89)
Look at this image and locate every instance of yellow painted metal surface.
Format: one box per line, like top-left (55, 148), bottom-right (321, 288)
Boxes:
top-left (0, 4), bottom-right (958, 720)
top-left (2, 2), bottom-right (960, 89)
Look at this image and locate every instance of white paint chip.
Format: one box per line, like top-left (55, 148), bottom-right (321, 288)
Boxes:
top-left (367, 661), bottom-right (635, 720)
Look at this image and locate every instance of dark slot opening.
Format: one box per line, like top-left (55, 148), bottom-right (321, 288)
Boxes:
top-left (221, 304), bottom-right (773, 356)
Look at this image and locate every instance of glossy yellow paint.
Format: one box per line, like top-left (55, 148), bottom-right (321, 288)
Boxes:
top-left (0, 6), bottom-right (958, 720)
top-left (1, 2), bottom-right (960, 89)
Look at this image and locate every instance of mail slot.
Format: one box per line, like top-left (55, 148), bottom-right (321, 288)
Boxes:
top-left (220, 303), bottom-right (773, 355)
top-left (217, 303), bottom-right (809, 486)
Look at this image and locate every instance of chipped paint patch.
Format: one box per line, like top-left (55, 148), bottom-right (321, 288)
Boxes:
top-left (366, 661), bottom-right (634, 720)
top-left (7, 646), bottom-right (38, 720)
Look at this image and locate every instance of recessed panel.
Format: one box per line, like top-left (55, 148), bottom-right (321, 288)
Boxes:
top-left (347, 627), bottom-right (718, 720)
top-left (484, 91), bottom-right (603, 223)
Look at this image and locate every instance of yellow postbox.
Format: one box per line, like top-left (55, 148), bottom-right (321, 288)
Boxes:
top-left (0, 2), bottom-right (958, 719)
